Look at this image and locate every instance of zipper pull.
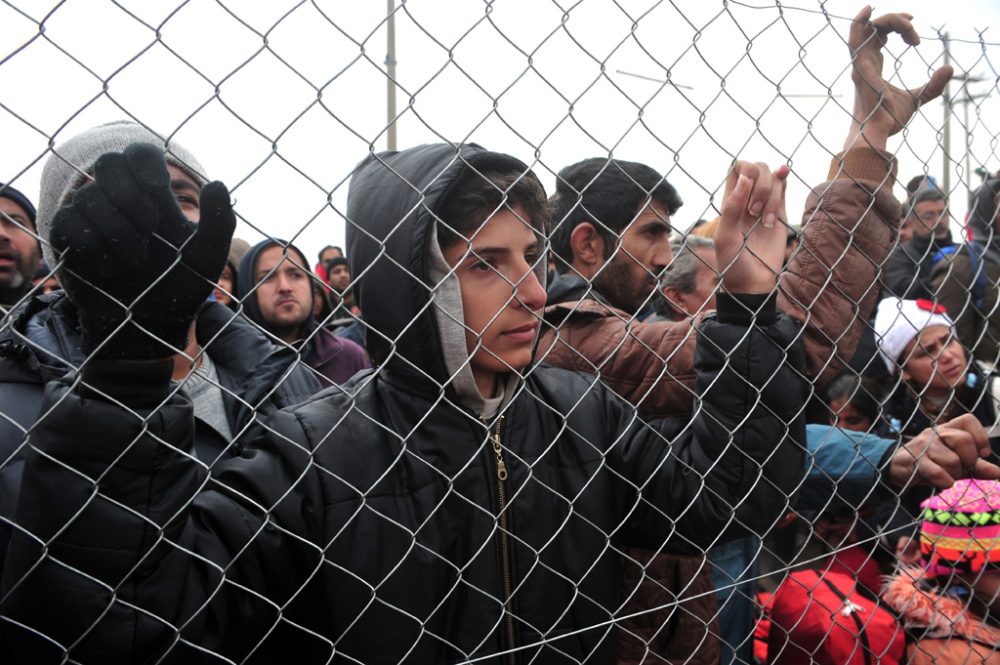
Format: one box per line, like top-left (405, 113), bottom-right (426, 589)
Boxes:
top-left (491, 415), bottom-right (507, 482)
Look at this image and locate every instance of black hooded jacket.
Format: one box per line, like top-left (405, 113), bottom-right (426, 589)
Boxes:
top-left (236, 240), bottom-right (369, 386)
top-left (1, 144), bottom-right (807, 664)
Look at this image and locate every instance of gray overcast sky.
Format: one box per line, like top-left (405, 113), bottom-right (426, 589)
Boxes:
top-left (2, 0), bottom-right (998, 263)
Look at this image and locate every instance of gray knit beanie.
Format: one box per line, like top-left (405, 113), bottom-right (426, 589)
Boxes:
top-left (36, 120), bottom-right (208, 267)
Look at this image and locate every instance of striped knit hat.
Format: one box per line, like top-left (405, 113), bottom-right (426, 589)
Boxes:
top-left (920, 479), bottom-right (1000, 577)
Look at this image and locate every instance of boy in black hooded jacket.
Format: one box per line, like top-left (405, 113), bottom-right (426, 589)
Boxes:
top-left (1, 140), bottom-right (806, 663)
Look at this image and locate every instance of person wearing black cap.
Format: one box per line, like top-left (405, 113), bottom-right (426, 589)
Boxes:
top-left (325, 255), bottom-right (360, 319)
top-left (0, 183), bottom-right (40, 312)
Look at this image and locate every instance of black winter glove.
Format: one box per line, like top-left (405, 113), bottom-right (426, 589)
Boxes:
top-left (50, 143), bottom-right (236, 360)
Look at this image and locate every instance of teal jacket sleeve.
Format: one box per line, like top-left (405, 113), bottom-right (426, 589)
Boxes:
top-left (798, 424), bottom-right (894, 516)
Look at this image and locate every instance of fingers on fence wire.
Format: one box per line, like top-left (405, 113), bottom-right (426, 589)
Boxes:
top-left (716, 161), bottom-right (789, 295)
top-left (848, 5), bottom-right (953, 144)
top-left (49, 186), bottom-right (120, 283)
top-left (893, 414), bottom-right (1000, 490)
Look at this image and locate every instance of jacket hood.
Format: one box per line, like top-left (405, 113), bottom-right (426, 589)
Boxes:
top-left (545, 271), bottom-right (613, 307)
top-left (883, 565), bottom-right (1000, 646)
top-left (968, 177), bottom-right (1000, 265)
top-left (345, 143), bottom-right (543, 406)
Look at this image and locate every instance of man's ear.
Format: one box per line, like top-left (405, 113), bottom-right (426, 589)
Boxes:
top-left (660, 285), bottom-right (685, 316)
top-left (569, 222), bottom-right (606, 268)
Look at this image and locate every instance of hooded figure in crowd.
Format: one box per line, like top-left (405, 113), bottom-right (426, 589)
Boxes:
top-left (947, 175), bottom-right (1000, 365)
top-left (1, 140), bottom-right (807, 663)
top-left (236, 238), bottom-right (369, 387)
top-left (211, 236), bottom-right (249, 310)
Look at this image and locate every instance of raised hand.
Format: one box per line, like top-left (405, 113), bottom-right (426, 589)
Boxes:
top-left (715, 161), bottom-right (790, 295)
top-left (50, 143), bottom-right (235, 360)
top-left (845, 5), bottom-right (954, 150)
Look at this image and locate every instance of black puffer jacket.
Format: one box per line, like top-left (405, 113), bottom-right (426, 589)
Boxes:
top-left (0, 294), bottom-right (321, 576)
top-left (1, 144), bottom-right (807, 664)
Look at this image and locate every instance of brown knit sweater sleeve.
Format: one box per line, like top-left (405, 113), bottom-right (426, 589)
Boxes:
top-left (826, 146), bottom-right (898, 194)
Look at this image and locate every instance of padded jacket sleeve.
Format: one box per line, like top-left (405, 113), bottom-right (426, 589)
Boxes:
top-left (0, 361), bottom-right (328, 664)
top-left (538, 146), bottom-right (900, 420)
top-left (798, 424), bottom-right (895, 515)
top-left (610, 293), bottom-right (809, 553)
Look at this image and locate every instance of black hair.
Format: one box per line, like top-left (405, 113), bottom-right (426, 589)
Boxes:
top-left (904, 187), bottom-right (947, 217)
top-left (548, 158), bottom-right (682, 270)
top-left (905, 175), bottom-right (937, 196)
top-left (318, 245), bottom-right (344, 263)
top-left (823, 374), bottom-right (885, 426)
top-left (435, 164), bottom-right (549, 249)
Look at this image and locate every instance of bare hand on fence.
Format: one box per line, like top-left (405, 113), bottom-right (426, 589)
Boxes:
top-left (888, 413), bottom-right (1000, 491)
top-left (845, 5), bottom-right (953, 150)
top-left (715, 161), bottom-right (789, 295)
top-left (50, 143), bottom-right (235, 359)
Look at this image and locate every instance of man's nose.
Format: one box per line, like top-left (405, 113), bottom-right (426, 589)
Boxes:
top-left (652, 242), bottom-right (673, 273)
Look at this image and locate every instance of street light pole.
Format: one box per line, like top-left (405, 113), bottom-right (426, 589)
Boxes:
top-left (386, 0), bottom-right (398, 152)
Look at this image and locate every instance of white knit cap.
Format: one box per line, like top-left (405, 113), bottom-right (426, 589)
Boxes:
top-left (874, 297), bottom-right (954, 373)
top-left (36, 120), bottom-right (207, 267)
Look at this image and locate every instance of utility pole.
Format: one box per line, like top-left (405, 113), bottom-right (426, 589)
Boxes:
top-left (942, 32), bottom-right (951, 196)
top-left (386, 0), bottom-right (398, 151)
top-left (954, 77), bottom-right (989, 195)
top-left (938, 33), bottom-right (991, 198)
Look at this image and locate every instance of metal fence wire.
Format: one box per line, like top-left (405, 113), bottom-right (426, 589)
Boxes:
top-left (1, 0), bottom-right (1000, 663)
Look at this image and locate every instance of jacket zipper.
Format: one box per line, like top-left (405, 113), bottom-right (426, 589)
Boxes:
top-left (488, 415), bottom-right (516, 664)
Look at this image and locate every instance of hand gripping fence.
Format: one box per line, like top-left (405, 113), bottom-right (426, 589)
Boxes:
top-left (1, 2), bottom-right (1000, 664)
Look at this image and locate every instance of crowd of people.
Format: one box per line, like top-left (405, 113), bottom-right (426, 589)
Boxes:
top-left (0, 5), bottom-right (997, 664)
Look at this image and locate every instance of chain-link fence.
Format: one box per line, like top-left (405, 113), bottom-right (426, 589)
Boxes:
top-left (1, 1), bottom-right (1000, 663)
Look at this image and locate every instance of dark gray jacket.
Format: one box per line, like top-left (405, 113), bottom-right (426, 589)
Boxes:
top-left (0, 294), bottom-right (321, 576)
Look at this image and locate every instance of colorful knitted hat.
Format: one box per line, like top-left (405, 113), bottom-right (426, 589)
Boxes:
top-left (920, 479), bottom-right (1000, 577)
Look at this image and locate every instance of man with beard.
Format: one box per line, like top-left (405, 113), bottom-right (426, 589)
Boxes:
top-left (0, 184), bottom-right (40, 312)
top-left (238, 239), bottom-right (369, 387)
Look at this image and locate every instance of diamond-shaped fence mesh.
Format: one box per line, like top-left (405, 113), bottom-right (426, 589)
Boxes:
top-left (1, 1), bottom-right (1000, 663)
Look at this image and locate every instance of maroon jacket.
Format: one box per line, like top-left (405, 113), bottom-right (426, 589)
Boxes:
top-left (304, 324), bottom-right (370, 387)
